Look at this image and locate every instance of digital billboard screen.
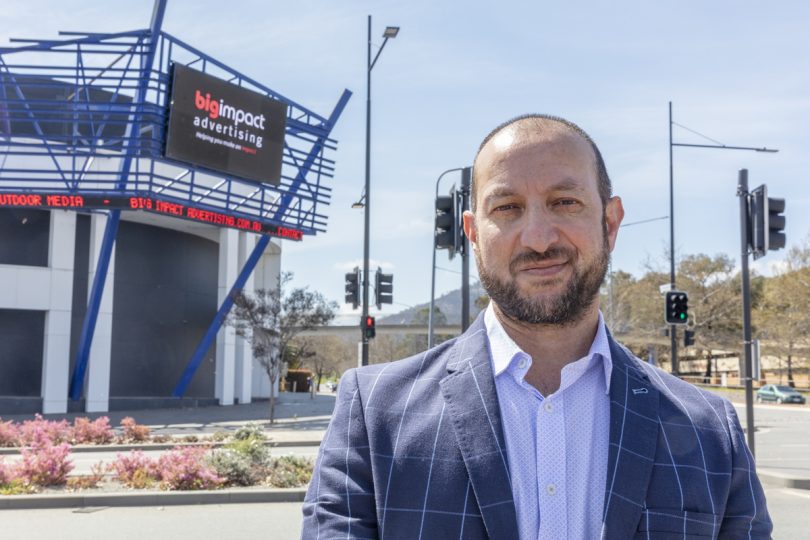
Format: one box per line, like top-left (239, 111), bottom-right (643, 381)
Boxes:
top-left (0, 192), bottom-right (303, 241)
top-left (164, 64), bottom-right (287, 186)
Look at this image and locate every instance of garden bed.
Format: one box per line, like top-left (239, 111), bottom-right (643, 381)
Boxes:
top-left (0, 416), bottom-right (313, 496)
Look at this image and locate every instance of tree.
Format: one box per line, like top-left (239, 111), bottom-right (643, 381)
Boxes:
top-left (755, 238), bottom-right (810, 386)
top-left (294, 335), bottom-right (356, 390)
top-left (228, 272), bottom-right (337, 422)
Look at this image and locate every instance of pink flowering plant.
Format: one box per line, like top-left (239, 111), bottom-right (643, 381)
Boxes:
top-left (0, 420), bottom-right (19, 447)
top-left (157, 446), bottom-right (223, 491)
top-left (18, 415), bottom-right (71, 446)
top-left (16, 442), bottom-right (74, 487)
top-left (71, 416), bottom-right (114, 445)
top-left (0, 458), bottom-right (15, 485)
top-left (118, 417), bottom-right (151, 443)
top-left (108, 450), bottom-right (159, 488)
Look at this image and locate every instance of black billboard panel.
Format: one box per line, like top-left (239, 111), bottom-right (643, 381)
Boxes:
top-left (164, 64), bottom-right (287, 186)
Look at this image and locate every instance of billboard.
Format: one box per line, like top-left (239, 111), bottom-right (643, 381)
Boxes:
top-left (0, 192), bottom-right (304, 241)
top-left (164, 64), bottom-right (287, 185)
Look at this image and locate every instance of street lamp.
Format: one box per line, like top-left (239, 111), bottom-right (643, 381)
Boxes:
top-left (667, 101), bottom-right (777, 376)
top-left (361, 15), bottom-right (399, 366)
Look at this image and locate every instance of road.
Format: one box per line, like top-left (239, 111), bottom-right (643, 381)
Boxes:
top-left (3, 486), bottom-right (809, 539)
top-left (734, 401), bottom-right (810, 480)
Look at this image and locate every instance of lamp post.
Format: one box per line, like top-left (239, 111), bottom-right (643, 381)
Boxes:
top-left (361, 16), bottom-right (399, 367)
top-left (667, 101), bottom-right (777, 375)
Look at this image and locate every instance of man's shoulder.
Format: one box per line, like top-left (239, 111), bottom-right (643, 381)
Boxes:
top-left (612, 339), bottom-right (733, 422)
top-left (342, 336), bottom-right (461, 394)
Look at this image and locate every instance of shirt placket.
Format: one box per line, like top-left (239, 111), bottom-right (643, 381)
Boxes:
top-left (536, 393), bottom-right (566, 540)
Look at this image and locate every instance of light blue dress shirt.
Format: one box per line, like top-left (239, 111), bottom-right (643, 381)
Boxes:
top-left (485, 305), bottom-right (613, 540)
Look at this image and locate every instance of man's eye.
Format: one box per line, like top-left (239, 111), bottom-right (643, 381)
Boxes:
top-left (554, 199), bottom-right (579, 207)
top-left (493, 204), bottom-right (518, 212)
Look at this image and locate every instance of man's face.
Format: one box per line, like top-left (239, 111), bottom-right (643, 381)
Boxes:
top-left (463, 125), bottom-right (624, 326)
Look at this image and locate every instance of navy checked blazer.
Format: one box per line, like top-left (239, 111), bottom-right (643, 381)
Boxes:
top-left (302, 314), bottom-right (772, 539)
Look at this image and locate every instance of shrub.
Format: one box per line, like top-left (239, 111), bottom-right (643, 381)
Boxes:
top-left (228, 437), bottom-right (268, 465)
top-left (0, 458), bottom-right (16, 485)
top-left (71, 417), bottom-right (114, 445)
top-left (0, 420), bottom-right (19, 447)
top-left (207, 449), bottom-right (257, 487)
top-left (264, 455), bottom-right (313, 488)
top-left (182, 435), bottom-right (199, 443)
top-left (17, 442), bottom-right (74, 487)
top-left (119, 417), bottom-right (150, 443)
top-left (0, 478), bottom-right (36, 495)
top-left (209, 431), bottom-right (230, 443)
top-left (232, 423), bottom-right (265, 442)
top-left (150, 433), bottom-right (173, 444)
top-left (157, 446), bottom-right (223, 491)
top-left (66, 461), bottom-right (106, 491)
top-left (18, 415), bottom-right (71, 446)
top-left (109, 450), bottom-right (158, 488)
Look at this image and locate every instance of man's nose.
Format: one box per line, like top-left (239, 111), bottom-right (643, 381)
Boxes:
top-left (519, 206), bottom-right (560, 253)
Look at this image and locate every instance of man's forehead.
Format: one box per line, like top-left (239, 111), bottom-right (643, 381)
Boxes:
top-left (477, 125), bottom-right (595, 175)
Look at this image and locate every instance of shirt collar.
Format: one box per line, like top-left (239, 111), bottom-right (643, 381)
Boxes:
top-left (484, 303), bottom-right (613, 395)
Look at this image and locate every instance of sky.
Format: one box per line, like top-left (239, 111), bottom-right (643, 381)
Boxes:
top-left (2, 0), bottom-right (809, 325)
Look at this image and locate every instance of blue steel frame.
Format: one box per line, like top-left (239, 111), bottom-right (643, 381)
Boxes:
top-left (0, 0), bottom-right (350, 401)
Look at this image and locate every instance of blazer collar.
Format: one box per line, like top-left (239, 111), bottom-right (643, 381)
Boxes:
top-left (601, 337), bottom-right (660, 539)
top-left (440, 313), bottom-right (519, 540)
top-left (440, 316), bottom-right (661, 540)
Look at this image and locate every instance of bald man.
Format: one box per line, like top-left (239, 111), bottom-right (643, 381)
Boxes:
top-left (302, 114), bottom-right (772, 540)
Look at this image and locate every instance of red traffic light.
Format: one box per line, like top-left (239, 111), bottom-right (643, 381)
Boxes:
top-left (363, 316), bottom-right (376, 339)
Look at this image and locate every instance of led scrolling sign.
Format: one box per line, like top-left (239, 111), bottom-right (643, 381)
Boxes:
top-left (0, 192), bottom-right (304, 241)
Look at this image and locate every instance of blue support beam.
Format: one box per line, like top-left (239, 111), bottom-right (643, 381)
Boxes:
top-left (172, 88), bottom-right (351, 398)
top-left (69, 0), bottom-right (167, 401)
top-left (172, 234), bottom-right (270, 397)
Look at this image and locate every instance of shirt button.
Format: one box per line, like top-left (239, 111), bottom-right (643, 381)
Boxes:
top-left (547, 484), bottom-right (557, 495)
top-left (518, 358), bottom-right (528, 369)
top-left (544, 401), bottom-right (553, 412)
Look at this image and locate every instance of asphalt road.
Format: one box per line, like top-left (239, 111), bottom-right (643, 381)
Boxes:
top-left (734, 401), bottom-right (810, 479)
top-left (4, 486), bottom-right (809, 540)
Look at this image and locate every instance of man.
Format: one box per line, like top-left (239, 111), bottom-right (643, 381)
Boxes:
top-left (302, 115), bottom-right (772, 539)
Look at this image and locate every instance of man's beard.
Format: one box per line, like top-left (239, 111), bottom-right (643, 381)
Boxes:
top-left (476, 231), bottom-right (609, 326)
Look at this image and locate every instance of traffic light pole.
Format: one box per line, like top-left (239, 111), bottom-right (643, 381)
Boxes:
top-left (668, 101), bottom-right (777, 376)
top-left (737, 169), bottom-right (756, 456)
top-left (361, 16), bottom-right (372, 367)
top-left (668, 102), bottom-right (678, 375)
top-left (428, 167), bottom-right (465, 348)
top-left (460, 167), bottom-right (471, 332)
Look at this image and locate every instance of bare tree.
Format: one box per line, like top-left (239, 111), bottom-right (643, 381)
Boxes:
top-left (228, 272), bottom-right (337, 422)
top-left (293, 335), bottom-right (356, 390)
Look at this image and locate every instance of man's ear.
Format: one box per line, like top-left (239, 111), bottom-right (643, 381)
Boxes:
top-left (604, 196), bottom-right (624, 252)
top-left (462, 210), bottom-right (477, 246)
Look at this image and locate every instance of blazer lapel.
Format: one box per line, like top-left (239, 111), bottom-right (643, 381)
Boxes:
top-left (439, 316), bottom-right (518, 540)
top-left (601, 338), bottom-right (660, 539)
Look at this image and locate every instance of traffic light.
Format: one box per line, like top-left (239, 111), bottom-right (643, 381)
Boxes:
top-left (435, 188), bottom-right (458, 257)
top-left (750, 184), bottom-right (786, 260)
top-left (363, 315), bottom-right (376, 339)
top-left (665, 291), bottom-right (689, 325)
top-left (345, 267), bottom-right (360, 309)
top-left (684, 329), bottom-right (696, 347)
top-left (374, 267), bottom-right (393, 310)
